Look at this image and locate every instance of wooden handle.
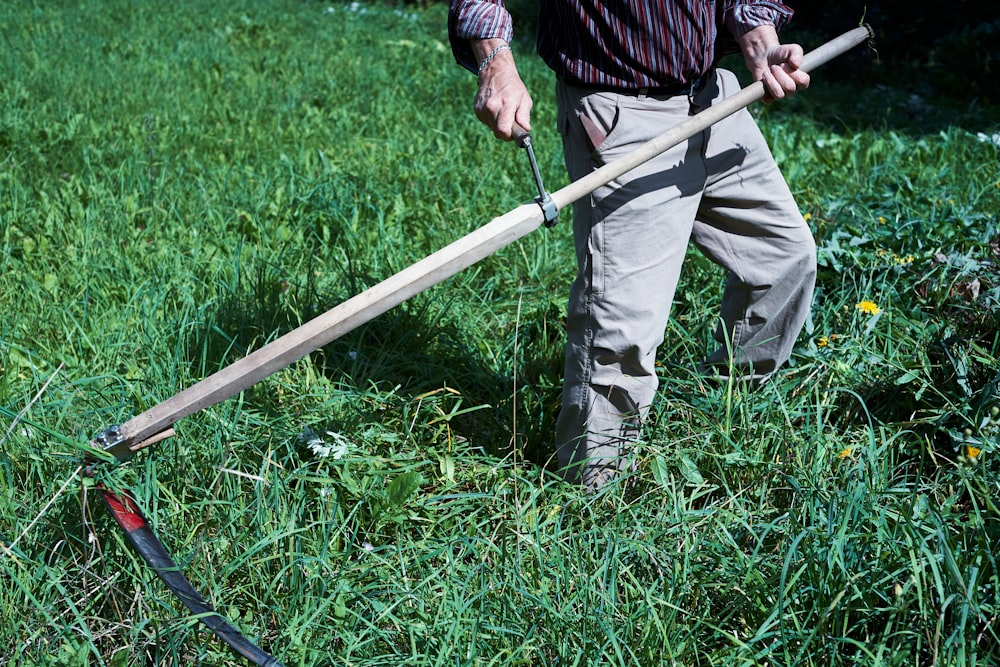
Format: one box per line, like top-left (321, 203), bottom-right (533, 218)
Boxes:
top-left (97, 27), bottom-right (873, 460)
top-left (802, 24), bottom-right (874, 73)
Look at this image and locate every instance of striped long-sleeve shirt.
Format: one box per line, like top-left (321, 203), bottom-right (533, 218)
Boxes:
top-left (448, 0), bottom-right (794, 90)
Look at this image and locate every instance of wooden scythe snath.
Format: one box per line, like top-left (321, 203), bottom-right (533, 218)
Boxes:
top-left (86, 27), bottom-right (874, 667)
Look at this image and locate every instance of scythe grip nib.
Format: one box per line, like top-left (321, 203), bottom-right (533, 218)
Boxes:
top-left (515, 130), bottom-right (559, 227)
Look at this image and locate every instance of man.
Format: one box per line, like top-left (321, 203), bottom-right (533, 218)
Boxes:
top-left (449, 0), bottom-right (816, 488)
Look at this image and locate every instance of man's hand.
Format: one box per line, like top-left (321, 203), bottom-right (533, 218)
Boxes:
top-left (472, 39), bottom-right (533, 140)
top-left (737, 25), bottom-right (809, 103)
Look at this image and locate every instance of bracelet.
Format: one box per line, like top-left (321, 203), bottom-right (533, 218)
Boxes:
top-left (477, 43), bottom-right (511, 76)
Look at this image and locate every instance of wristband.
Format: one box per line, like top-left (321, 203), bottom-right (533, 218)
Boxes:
top-left (477, 43), bottom-right (511, 76)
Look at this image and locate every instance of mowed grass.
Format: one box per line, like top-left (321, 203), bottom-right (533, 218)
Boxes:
top-left (2, 1), bottom-right (999, 665)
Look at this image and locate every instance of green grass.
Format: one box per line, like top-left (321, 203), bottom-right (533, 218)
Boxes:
top-left (2, 1), bottom-right (999, 665)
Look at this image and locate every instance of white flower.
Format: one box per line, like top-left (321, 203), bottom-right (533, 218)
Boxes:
top-left (298, 427), bottom-right (350, 459)
top-left (976, 132), bottom-right (1000, 148)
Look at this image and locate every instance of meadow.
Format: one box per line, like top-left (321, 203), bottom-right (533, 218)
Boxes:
top-left (1, 1), bottom-right (998, 665)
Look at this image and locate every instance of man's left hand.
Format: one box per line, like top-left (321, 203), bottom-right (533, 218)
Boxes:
top-left (737, 25), bottom-right (810, 102)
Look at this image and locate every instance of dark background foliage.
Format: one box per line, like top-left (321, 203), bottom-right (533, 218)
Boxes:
top-left (788, 2), bottom-right (999, 104)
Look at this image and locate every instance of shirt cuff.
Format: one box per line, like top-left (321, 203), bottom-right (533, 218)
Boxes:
top-left (448, 0), bottom-right (515, 74)
top-left (724, 2), bottom-right (794, 37)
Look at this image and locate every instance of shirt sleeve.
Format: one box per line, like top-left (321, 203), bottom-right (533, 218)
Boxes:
top-left (448, 0), bottom-right (515, 74)
top-left (721, 1), bottom-right (794, 38)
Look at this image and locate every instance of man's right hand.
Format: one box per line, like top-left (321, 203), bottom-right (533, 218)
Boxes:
top-left (472, 39), bottom-right (533, 141)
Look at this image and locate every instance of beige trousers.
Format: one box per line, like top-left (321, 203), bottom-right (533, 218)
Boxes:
top-left (553, 70), bottom-right (816, 487)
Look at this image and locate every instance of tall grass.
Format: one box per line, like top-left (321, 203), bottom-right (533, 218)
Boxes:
top-left (2, 1), bottom-right (999, 665)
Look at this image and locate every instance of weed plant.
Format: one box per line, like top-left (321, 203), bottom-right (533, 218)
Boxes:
top-left (1, 1), bottom-right (999, 666)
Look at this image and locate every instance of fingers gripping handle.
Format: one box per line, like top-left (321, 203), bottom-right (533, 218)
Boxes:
top-left (512, 122), bottom-right (558, 226)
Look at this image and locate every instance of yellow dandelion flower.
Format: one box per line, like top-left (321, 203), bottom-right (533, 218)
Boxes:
top-left (966, 445), bottom-right (982, 460)
top-left (817, 336), bottom-right (829, 348)
top-left (878, 216), bottom-right (886, 224)
top-left (803, 212), bottom-right (813, 222)
top-left (856, 300), bottom-right (882, 315)
top-left (838, 447), bottom-right (853, 459)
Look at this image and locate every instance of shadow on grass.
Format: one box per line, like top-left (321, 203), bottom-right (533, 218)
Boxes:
top-left (181, 261), bottom-right (565, 471)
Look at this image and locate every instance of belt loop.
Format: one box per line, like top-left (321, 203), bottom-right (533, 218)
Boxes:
top-left (637, 86), bottom-right (648, 100)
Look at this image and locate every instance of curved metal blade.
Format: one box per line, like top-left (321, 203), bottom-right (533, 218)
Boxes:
top-left (98, 485), bottom-right (285, 667)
